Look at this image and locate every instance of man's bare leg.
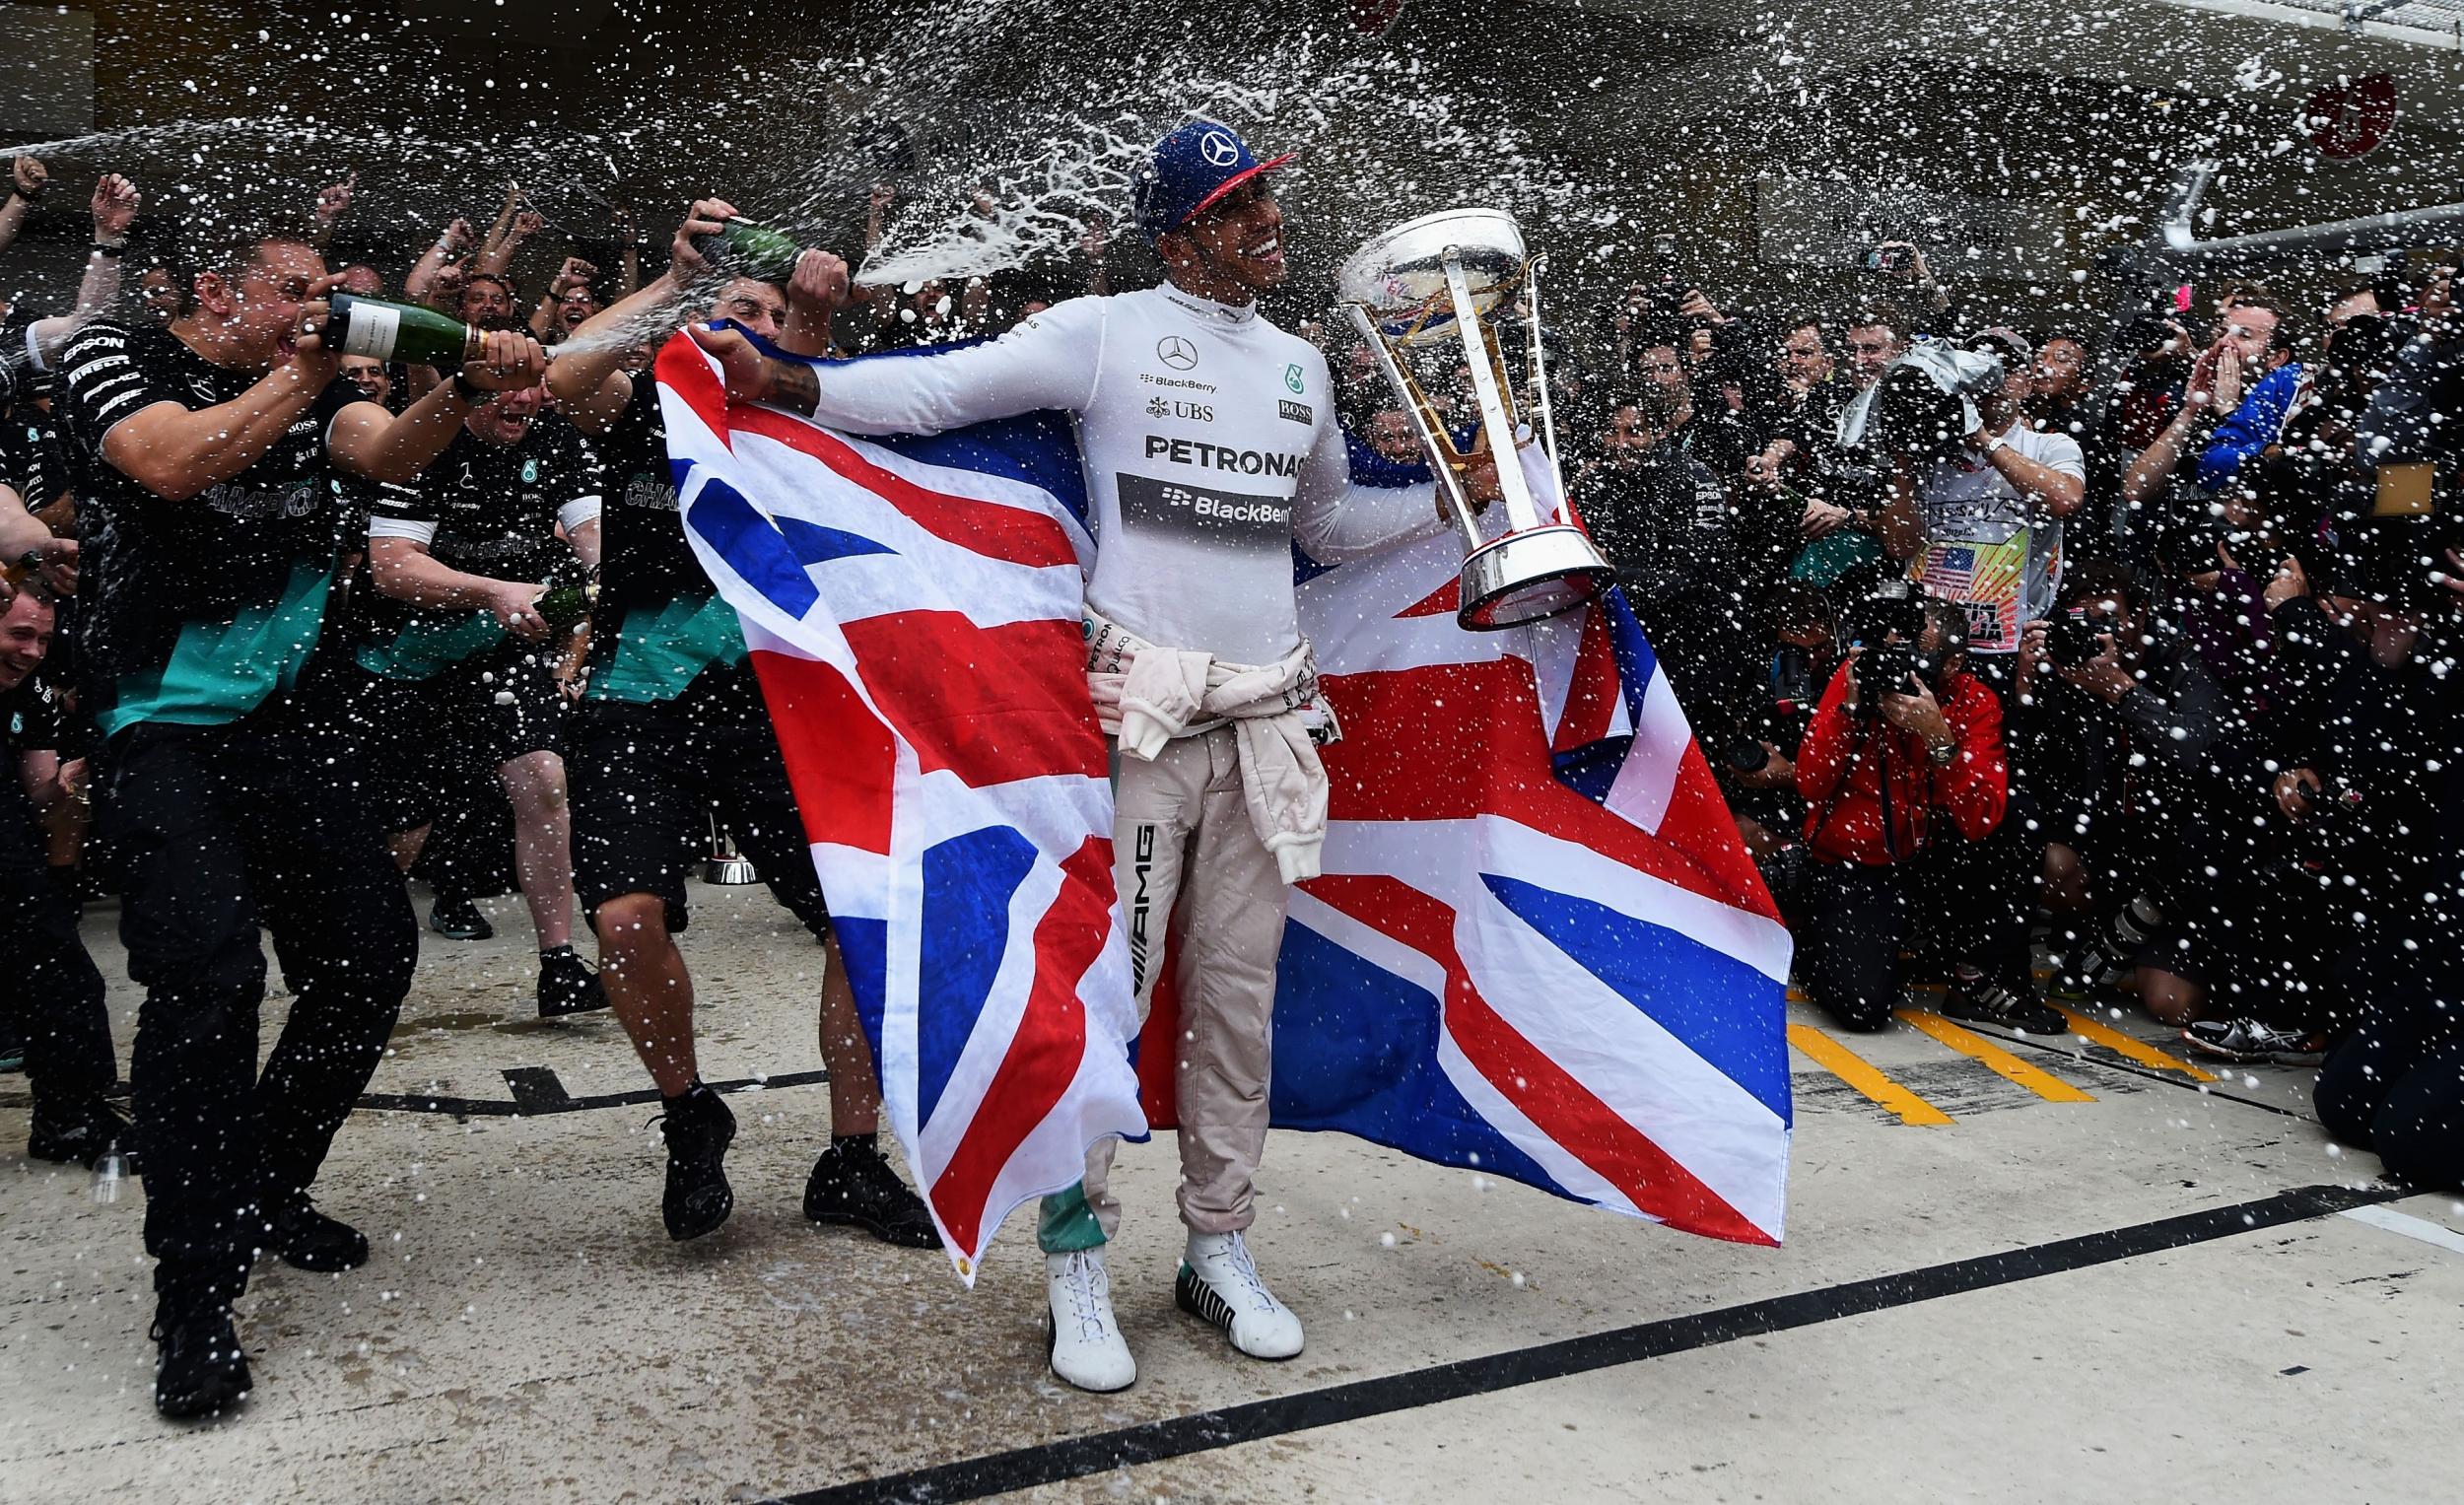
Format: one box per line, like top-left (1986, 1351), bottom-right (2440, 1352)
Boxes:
top-left (503, 750), bottom-right (608, 1015)
top-left (592, 889), bottom-right (729, 1238)
top-left (596, 892), bottom-right (698, 1097)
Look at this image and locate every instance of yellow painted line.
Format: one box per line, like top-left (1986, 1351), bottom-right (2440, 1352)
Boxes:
top-left (2050, 1004), bottom-right (2218, 1082)
top-left (1894, 1009), bottom-right (2097, 1104)
top-left (1787, 1024), bottom-right (1954, 1127)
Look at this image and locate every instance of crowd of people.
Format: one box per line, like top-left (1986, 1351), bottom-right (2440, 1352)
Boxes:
top-left (3, 123), bottom-right (2461, 1425)
top-left (1544, 246), bottom-right (2464, 1196)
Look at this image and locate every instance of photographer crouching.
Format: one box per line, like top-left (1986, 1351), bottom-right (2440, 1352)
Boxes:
top-left (2018, 562), bottom-right (2233, 1032)
top-left (1792, 575), bottom-right (2063, 1034)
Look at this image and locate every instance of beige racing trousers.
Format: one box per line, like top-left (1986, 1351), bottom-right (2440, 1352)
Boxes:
top-left (1038, 724), bottom-right (1288, 1251)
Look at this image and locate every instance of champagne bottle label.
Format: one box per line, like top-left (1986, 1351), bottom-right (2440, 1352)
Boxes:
top-left (336, 300), bottom-right (401, 360)
top-left (328, 294), bottom-right (476, 368)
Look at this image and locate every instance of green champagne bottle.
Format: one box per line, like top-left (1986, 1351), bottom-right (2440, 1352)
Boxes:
top-left (327, 293), bottom-right (484, 367)
top-left (692, 216), bottom-right (803, 283)
top-left (532, 560), bottom-right (597, 639)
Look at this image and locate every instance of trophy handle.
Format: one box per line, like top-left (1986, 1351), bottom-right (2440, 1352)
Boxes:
top-left (1441, 252), bottom-right (1543, 532)
top-left (1344, 303), bottom-right (1484, 548)
top-left (1524, 253), bottom-right (1566, 508)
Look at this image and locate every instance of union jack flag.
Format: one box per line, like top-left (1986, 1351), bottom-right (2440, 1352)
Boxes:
top-left (659, 331), bottom-right (1792, 1277)
top-left (655, 334), bottom-right (1148, 1283)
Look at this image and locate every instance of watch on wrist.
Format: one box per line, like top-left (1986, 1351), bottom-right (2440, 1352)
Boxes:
top-left (1927, 738), bottom-right (1957, 768)
top-left (449, 371), bottom-right (487, 403)
top-left (91, 240), bottom-right (124, 258)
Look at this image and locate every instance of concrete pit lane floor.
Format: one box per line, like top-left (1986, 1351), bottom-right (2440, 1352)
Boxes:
top-left (3, 881), bottom-right (2456, 1504)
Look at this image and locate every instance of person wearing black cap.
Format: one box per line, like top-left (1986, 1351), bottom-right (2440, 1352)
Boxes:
top-left (686, 117), bottom-right (1467, 1393)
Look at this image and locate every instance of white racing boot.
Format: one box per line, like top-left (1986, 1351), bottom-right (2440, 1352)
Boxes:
top-left (1045, 1249), bottom-right (1136, 1393)
top-left (1177, 1230), bottom-right (1304, 1361)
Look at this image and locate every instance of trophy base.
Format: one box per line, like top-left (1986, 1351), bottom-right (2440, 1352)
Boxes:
top-left (1459, 525), bottom-right (1612, 631)
top-left (702, 856), bottom-right (761, 886)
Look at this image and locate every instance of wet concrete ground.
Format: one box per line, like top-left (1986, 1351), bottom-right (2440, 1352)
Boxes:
top-left (2, 880), bottom-right (2454, 1503)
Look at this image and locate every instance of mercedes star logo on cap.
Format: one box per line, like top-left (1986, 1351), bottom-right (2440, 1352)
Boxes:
top-left (1199, 130), bottom-right (1241, 168)
top-left (1157, 335), bottom-right (1198, 370)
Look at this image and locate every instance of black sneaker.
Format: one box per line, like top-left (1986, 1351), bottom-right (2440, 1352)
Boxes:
top-left (804, 1137), bottom-right (938, 1249)
top-left (536, 946), bottom-right (610, 1018)
top-left (153, 1298), bottom-right (250, 1420)
top-left (269, 1198), bottom-right (371, 1272)
top-left (429, 892), bottom-right (494, 941)
top-left (1942, 971), bottom-right (2069, 1036)
top-left (656, 1085), bottom-right (735, 1241)
top-left (2181, 1018), bottom-right (2328, 1065)
top-left (27, 1095), bottom-right (135, 1170)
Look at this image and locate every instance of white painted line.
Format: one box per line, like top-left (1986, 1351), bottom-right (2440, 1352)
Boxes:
top-left (2338, 1205), bottom-right (2464, 1259)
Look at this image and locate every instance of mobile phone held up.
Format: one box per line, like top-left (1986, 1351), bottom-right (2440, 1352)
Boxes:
top-left (1859, 243), bottom-right (1911, 274)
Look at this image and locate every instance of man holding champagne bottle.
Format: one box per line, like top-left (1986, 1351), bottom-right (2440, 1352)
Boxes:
top-left (57, 229), bottom-right (545, 1420)
top-left (542, 199), bottom-right (933, 1247)
top-left (342, 369), bottom-right (615, 1019)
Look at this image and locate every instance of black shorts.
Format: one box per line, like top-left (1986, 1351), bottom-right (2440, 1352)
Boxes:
top-left (342, 642), bottom-right (568, 834)
top-left (566, 699), bottom-right (825, 936)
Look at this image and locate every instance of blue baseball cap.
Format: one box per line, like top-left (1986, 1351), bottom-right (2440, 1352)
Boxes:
top-left (1131, 119), bottom-right (1297, 241)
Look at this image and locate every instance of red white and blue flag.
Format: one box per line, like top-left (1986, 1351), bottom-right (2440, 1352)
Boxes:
top-left (658, 332), bottom-right (1792, 1278)
top-left (655, 334), bottom-right (1148, 1283)
top-left (1153, 488), bottom-right (1795, 1245)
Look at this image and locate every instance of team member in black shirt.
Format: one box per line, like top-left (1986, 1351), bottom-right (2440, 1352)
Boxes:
top-left (60, 229), bottom-right (542, 1420)
top-left (0, 585), bottom-right (121, 1157)
top-left (544, 199), bottom-right (931, 1246)
top-left (351, 377), bottom-right (611, 1016)
top-left (3, 354), bottom-right (115, 1159)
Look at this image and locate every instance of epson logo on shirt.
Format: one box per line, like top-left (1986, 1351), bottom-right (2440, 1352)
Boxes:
top-left (1277, 399), bottom-right (1313, 425)
top-left (1141, 435), bottom-right (1302, 478)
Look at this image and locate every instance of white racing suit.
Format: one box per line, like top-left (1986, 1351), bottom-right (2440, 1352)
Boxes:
top-left (757, 284), bottom-right (1443, 1248)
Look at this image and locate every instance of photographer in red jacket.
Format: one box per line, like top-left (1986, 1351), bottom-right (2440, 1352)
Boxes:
top-left (1794, 575), bottom-right (2064, 1035)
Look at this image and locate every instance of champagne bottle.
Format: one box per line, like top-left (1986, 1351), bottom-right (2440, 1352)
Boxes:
top-left (692, 216), bottom-right (803, 283)
top-left (326, 293), bottom-right (485, 367)
top-left (532, 559), bottom-right (597, 639)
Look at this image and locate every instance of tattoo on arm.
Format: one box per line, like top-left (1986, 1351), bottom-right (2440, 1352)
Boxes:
top-left (768, 359), bottom-right (820, 417)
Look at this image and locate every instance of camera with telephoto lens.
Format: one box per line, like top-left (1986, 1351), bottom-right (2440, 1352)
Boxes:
top-left (1838, 573), bottom-right (1936, 717)
top-left (1835, 344), bottom-right (2005, 470)
top-left (2046, 607), bottom-right (2105, 669)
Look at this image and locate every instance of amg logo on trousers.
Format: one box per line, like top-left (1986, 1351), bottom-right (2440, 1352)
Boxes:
top-left (1128, 825), bottom-right (1156, 991)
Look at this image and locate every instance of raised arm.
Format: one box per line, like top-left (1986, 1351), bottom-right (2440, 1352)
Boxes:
top-left (27, 174), bottom-right (140, 367)
top-left (405, 217), bottom-right (474, 306)
top-left (689, 282), bottom-right (1102, 436)
top-left (542, 196), bottom-right (741, 434)
top-left (0, 157), bottom-right (44, 259)
top-left (327, 332), bottom-right (548, 484)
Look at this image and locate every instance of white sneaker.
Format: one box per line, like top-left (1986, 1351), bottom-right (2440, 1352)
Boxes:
top-left (1045, 1249), bottom-right (1136, 1393)
top-left (1177, 1230), bottom-right (1304, 1361)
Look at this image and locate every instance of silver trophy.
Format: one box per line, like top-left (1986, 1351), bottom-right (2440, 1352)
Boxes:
top-left (1338, 208), bottom-right (1610, 630)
